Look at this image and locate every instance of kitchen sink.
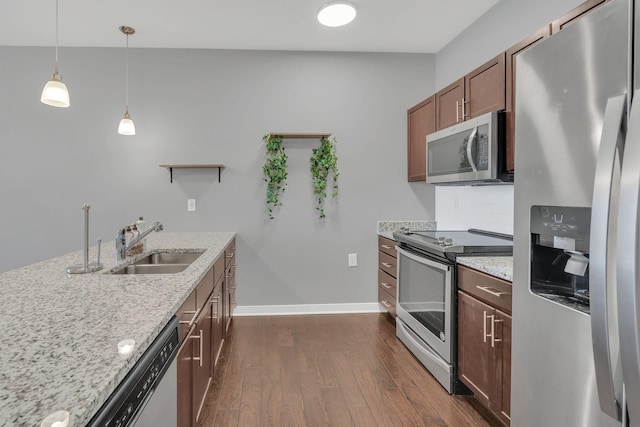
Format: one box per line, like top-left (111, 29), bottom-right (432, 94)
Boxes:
top-left (108, 250), bottom-right (205, 275)
top-left (131, 251), bottom-right (204, 266)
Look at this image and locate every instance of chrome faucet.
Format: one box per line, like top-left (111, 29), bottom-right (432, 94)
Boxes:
top-left (116, 221), bottom-right (163, 261)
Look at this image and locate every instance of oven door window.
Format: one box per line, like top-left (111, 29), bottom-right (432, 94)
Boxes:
top-left (398, 251), bottom-right (450, 341)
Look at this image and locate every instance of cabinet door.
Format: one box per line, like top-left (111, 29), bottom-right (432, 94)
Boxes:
top-left (407, 96), bottom-right (435, 181)
top-left (435, 78), bottom-right (464, 130)
top-left (551, 0), bottom-right (608, 33)
top-left (494, 309), bottom-right (512, 426)
top-left (211, 281), bottom-right (224, 369)
top-left (177, 327), bottom-right (194, 427)
top-left (193, 302), bottom-right (212, 424)
top-left (458, 291), bottom-right (494, 408)
top-left (464, 53), bottom-right (506, 120)
top-left (505, 25), bottom-right (550, 172)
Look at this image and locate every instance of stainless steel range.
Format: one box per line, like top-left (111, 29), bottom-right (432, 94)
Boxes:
top-left (392, 228), bottom-right (513, 393)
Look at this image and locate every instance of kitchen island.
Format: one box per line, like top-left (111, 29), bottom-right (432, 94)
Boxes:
top-left (0, 232), bottom-right (235, 427)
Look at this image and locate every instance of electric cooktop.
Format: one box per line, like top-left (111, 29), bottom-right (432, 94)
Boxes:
top-left (393, 228), bottom-right (513, 259)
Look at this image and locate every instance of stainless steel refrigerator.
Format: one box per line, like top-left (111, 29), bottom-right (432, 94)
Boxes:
top-left (513, 0), bottom-right (640, 425)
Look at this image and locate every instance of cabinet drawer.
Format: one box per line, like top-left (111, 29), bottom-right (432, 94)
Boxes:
top-left (196, 267), bottom-right (214, 310)
top-left (225, 239), bottom-right (236, 269)
top-left (378, 236), bottom-right (396, 257)
top-left (214, 255), bottom-right (225, 287)
top-left (378, 269), bottom-right (396, 296)
top-left (378, 286), bottom-right (396, 317)
top-left (176, 291), bottom-right (197, 342)
top-left (458, 265), bottom-right (512, 314)
top-left (379, 251), bottom-right (397, 278)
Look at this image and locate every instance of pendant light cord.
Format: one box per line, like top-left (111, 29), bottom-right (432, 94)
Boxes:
top-left (54, 0), bottom-right (59, 73)
top-left (125, 33), bottom-right (129, 113)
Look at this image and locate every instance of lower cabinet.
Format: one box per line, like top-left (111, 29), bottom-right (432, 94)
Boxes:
top-left (457, 265), bottom-right (512, 426)
top-left (176, 239), bottom-right (236, 427)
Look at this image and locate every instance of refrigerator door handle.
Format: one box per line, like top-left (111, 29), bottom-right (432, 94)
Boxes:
top-left (618, 90), bottom-right (640, 427)
top-left (591, 94), bottom-right (626, 421)
top-left (466, 127), bottom-right (478, 172)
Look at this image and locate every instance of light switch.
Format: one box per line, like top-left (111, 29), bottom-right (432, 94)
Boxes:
top-left (348, 253), bottom-right (357, 267)
top-left (187, 199), bottom-right (196, 212)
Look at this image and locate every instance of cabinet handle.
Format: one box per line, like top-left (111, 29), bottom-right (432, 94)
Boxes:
top-left (461, 98), bottom-right (468, 120)
top-left (381, 262), bottom-right (393, 268)
top-left (211, 296), bottom-right (220, 321)
top-left (456, 100), bottom-right (460, 122)
top-left (190, 329), bottom-right (203, 367)
top-left (492, 318), bottom-right (503, 348)
top-left (381, 300), bottom-right (392, 308)
top-left (225, 252), bottom-right (235, 258)
top-left (381, 282), bottom-right (392, 289)
top-left (476, 286), bottom-right (507, 297)
top-left (483, 311), bottom-right (488, 343)
top-left (179, 308), bottom-right (201, 328)
top-left (381, 245), bottom-right (393, 250)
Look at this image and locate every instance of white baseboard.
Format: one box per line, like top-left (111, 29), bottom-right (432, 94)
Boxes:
top-left (234, 302), bottom-right (386, 316)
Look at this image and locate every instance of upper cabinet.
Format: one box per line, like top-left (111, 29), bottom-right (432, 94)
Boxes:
top-left (505, 26), bottom-right (551, 172)
top-left (435, 53), bottom-right (505, 132)
top-left (551, 0), bottom-right (609, 33)
top-left (464, 53), bottom-right (506, 120)
top-left (407, 96), bottom-right (435, 181)
top-left (435, 78), bottom-right (465, 130)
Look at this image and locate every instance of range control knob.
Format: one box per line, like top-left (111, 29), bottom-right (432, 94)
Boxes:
top-left (437, 236), bottom-right (446, 246)
top-left (444, 238), bottom-right (453, 247)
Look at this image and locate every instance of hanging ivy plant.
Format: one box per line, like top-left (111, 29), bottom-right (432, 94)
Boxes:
top-left (309, 136), bottom-right (339, 218)
top-left (262, 134), bottom-right (288, 219)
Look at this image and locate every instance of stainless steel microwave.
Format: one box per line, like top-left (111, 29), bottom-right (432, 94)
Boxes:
top-left (426, 111), bottom-right (512, 185)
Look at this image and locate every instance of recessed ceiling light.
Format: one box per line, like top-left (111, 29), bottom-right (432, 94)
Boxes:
top-left (317, 2), bottom-right (357, 27)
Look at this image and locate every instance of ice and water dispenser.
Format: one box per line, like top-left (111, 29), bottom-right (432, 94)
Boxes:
top-left (530, 206), bottom-right (592, 313)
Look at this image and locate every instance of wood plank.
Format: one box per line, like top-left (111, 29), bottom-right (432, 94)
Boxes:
top-left (268, 132), bottom-right (332, 139)
top-left (237, 367), bottom-right (262, 425)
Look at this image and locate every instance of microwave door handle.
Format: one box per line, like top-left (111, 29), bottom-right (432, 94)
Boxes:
top-left (466, 127), bottom-right (478, 172)
top-left (618, 90), bottom-right (640, 425)
top-left (591, 94), bottom-right (626, 421)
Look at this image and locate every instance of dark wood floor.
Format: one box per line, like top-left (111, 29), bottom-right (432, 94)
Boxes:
top-left (198, 313), bottom-right (500, 426)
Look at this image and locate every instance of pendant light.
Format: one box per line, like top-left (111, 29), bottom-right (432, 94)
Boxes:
top-left (118, 26), bottom-right (136, 135)
top-left (41, 0), bottom-right (70, 107)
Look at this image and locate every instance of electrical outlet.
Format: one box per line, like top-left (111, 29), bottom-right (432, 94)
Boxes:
top-left (187, 199), bottom-right (196, 212)
top-left (348, 253), bottom-right (357, 267)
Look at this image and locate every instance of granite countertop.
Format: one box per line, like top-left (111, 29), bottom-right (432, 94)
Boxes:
top-left (456, 256), bottom-right (513, 282)
top-left (0, 232), bottom-right (235, 427)
top-left (377, 220), bottom-right (437, 240)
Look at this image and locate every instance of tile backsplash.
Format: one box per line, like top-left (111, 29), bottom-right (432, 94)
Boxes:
top-left (435, 185), bottom-right (514, 235)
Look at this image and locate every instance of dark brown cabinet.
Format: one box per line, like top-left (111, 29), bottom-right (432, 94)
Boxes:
top-left (457, 265), bottom-right (512, 426)
top-left (223, 238), bottom-right (236, 334)
top-left (435, 53), bottom-right (505, 132)
top-left (505, 26), bottom-right (550, 172)
top-left (407, 96), bottom-right (435, 181)
top-left (435, 78), bottom-right (465, 131)
top-left (464, 53), bottom-right (506, 120)
top-left (177, 326), bottom-right (195, 427)
top-left (551, 0), bottom-right (609, 33)
top-left (378, 236), bottom-right (397, 317)
top-left (192, 299), bottom-right (213, 424)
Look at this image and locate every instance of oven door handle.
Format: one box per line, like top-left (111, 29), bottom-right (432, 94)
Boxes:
top-left (396, 247), bottom-right (451, 272)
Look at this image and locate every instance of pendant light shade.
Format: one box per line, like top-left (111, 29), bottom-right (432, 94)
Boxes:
top-left (41, 71), bottom-right (70, 107)
top-left (118, 112), bottom-right (136, 135)
top-left (118, 26), bottom-right (135, 136)
top-left (41, 0), bottom-right (70, 107)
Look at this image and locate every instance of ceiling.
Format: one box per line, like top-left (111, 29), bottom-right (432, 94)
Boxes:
top-left (0, 0), bottom-right (500, 53)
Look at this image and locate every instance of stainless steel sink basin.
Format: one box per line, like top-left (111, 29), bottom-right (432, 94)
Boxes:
top-left (110, 264), bottom-right (191, 275)
top-left (131, 251), bottom-right (204, 266)
top-left (108, 250), bottom-right (205, 275)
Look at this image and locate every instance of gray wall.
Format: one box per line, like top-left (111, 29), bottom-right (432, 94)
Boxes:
top-left (0, 47), bottom-right (435, 307)
top-left (435, 0), bottom-right (585, 90)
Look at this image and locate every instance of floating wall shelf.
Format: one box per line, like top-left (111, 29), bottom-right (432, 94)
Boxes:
top-left (267, 132), bottom-right (332, 139)
top-left (159, 164), bottom-right (225, 183)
